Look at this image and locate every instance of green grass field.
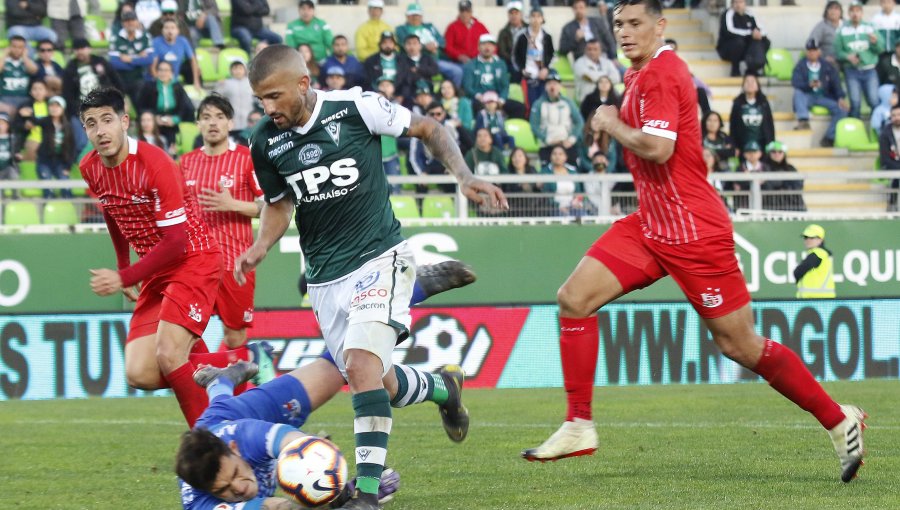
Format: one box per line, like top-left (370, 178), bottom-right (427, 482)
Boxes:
top-left (1, 380), bottom-right (898, 509)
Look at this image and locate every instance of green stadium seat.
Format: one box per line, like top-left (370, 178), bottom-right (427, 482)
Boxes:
top-left (199, 15), bottom-right (239, 48)
top-left (17, 161), bottom-right (43, 198)
top-left (43, 201), bottom-right (78, 226)
top-left (52, 50), bottom-right (65, 67)
top-left (84, 15), bottom-right (109, 48)
top-left (390, 195), bottom-right (420, 219)
top-left (4, 201), bottom-right (40, 226)
top-left (616, 49), bottom-right (630, 69)
top-left (178, 122), bottom-right (200, 155)
top-left (554, 53), bottom-right (574, 82)
top-left (834, 117), bottom-right (879, 151)
top-left (183, 84), bottom-right (207, 103)
top-left (217, 48), bottom-right (250, 75)
top-left (810, 105), bottom-right (830, 116)
top-left (195, 47), bottom-right (221, 83)
top-left (764, 48), bottom-right (794, 81)
top-left (508, 82), bottom-right (524, 103)
top-left (505, 118), bottom-right (540, 153)
top-left (422, 196), bottom-right (455, 219)
top-left (98, 0), bottom-right (118, 13)
top-left (217, 0), bottom-right (232, 13)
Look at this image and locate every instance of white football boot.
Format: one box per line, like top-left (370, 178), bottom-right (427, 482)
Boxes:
top-left (521, 418), bottom-right (598, 462)
top-left (828, 404), bottom-right (867, 483)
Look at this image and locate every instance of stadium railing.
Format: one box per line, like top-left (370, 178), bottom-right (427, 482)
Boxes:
top-left (1, 171), bottom-right (899, 228)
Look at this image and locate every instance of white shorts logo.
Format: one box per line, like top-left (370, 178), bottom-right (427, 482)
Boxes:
top-left (700, 288), bottom-right (723, 308)
top-left (188, 303), bottom-right (203, 322)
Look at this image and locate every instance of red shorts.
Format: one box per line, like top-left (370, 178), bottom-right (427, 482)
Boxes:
top-left (587, 213), bottom-right (751, 319)
top-left (214, 269), bottom-right (255, 330)
top-left (127, 250), bottom-right (224, 342)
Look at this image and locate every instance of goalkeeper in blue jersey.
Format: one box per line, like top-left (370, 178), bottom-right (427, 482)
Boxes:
top-left (177, 357), bottom-right (400, 510)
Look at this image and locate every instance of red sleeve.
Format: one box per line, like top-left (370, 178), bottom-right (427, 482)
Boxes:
top-left (444, 22), bottom-right (463, 62)
top-left (637, 59), bottom-right (680, 141)
top-left (102, 209), bottom-right (132, 270)
top-left (118, 223), bottom-right (188, 287)
top-left (147, 150), bottom-right (188, 228)
top-left (245, 153), bottom-right (264, 198)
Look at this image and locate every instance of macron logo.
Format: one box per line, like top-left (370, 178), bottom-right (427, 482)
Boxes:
top-left (644, 119), bottom-right (670, 129)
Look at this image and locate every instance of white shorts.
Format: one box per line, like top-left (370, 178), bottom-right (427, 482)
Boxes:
top-left (308, 241), bottom-right (416, 377)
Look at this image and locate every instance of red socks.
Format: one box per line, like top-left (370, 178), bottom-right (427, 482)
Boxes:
top-left (165, 361), bottom-right (208, 428)
top-left (188, 345), bottom-right (249, 367)
top-left (753, 339), bottom-right (845, 430)
top-left (559, 316), bottom-right (599, 422)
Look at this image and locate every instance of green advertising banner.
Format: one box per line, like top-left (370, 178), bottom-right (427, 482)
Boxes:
top-left (2, 220), bottom-right (900, 313)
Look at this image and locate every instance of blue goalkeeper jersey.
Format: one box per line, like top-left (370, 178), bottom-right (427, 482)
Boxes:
top-left (179, 419), bottom-right (295, 510)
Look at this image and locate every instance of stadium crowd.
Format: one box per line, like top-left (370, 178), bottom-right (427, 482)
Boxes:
top-left (0, 0), bottom-right (898, 217)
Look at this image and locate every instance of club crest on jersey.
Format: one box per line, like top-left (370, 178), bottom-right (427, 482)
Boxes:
top-left (700, 288), bottom-right (723, 308)
top-left (355, 271), bottom-right (380, 292)
top-left (189, 303), bottom-right (203, 322)
top-left (298, 143), bottom-right (323, 166)
top-left (325, 121), bottom-right (341, 146)
top-left (219, 175), bottom-right (234, 188)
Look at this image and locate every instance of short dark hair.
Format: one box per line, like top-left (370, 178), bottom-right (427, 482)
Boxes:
top-left (891, 103), bottom-right (900, 113)
top-left (249, 44), bottom-right (303, 84)
top-left (197, 93), bottom-right (234, 120)
top-left (571, 0), bottom-right (588, 6)
top-left (162, 18), bottom-right (178, 28)
top-left (79, 87), bottom-right (126, 118)
top-left (175, 429), bottom-right (231, 492)
top-left (425, 101), bottom-right (444, 113)
top-left (9, 35), bottom-right (26, 44)
top-left (333, 35), bottom-right (347, 44)
top-left (37, 39), bottom-right (55, 50)
top-left (613, 0), bottom-right (663, 17)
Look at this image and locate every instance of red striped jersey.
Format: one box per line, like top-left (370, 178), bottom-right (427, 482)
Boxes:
top-left (81, 137), bottom-right (217, 257)
top-left (620, 46), bottom-right (732, 244)
top-left (180, 141), bottom-right (262, 271)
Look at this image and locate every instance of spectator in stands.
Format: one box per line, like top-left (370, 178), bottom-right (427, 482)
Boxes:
top-left (475, 91), bottom-right (514, 153)
top-left (150, 0), bottom-right (191, 39)
top-left (444, 0), bottom-right (490, 67)
top-left (809, 1), bottom-right (845, 67)
top-left (763, 140), bottom-right (806, 212)
top-left (837, 1), bottom-right (884, 119)
top-left (186, 0), bottom-right (226, 49)
top-left (33, 40), bottom-right (64, 95)
top-left (375, 76), bottom-right (401, 193)
top-left (112, 2), bottom-right (136, 35)
top-left (878, 103), bottom-right (900, 211)
top-left (702, 110), bottom-right (737, 173)
top-left (703, 147), bottom-right (730, 212)
top-left (540, 145), bottom-right (584, 217)
top-left (110, 10), bottom-right (156, 105)
top-left (733, 140), bottom-right (767, 210)
top-left (356, 0), bottom-right (391, 62)
top-left (152, 18), bottom-right (201, 86)
top-left (580, 74), bottom-right (620, 122)
top-left (0, 35), bottom-right (37, 115)
top-left (462, 34), bottom-right (509, 106)
top-left (239, 110), bottom-right (262, 143)
top-left (216, 60), bottom-right (254, 132)
top-left (298, 43), bottom-right (321, 88)
top-left (364, 31), bottom-right (400, 92)
top-left (877, 39), bottom-right (900, 87)
top-left (505, 146), bottom-right (542, 217)
top-left (409, 102), bottom-right (455, 193)
top-left (396, 3), bottom-right (462, 87)
top-left (6, 0), bottom-right (57, 47)
top-left (0, 113), bottom-right (18, 190)
top-left (871, 85), bottom-right (897, 135)
top-left (135, 0), bottom-right (163, 32)
top-left (322, 66), bottom-right (346, 92)
top-left (321, 35), bottom-right (366, 90)
top-left (137, 110), bottom-right (170, 152)
top-left (573, 39), bottom-right (619, 105)
top-left (667, 37), bottom-right (711, 117)
top-left (64, 38), bottom-right (124, 124)
top-left (559, 0), bottom-right (616, 62)
top-left (34, 95), bottom-right (75, 199)
top-left (530, 69), bottom-right (583, 166)
top-left (716, 0), bottom-right (770, 77)
top-left (872, 0), bottom-right (900, 59)
top-left (729, 73), bottom-right (775, 161)
top-left (286, 0), bottom-right (333, 62)
top-left (137, 60), bottom-right (195, 155)
top-left (792, 38), bottom-right (848, 148)
top-left (397, 33), bottom-right (438, 101)
top-left (593, 0), bottom-right (616, 45)
top-left (466, 127), bottom-right (507, 177)
top-left (583, 151), bottom-right (627, 216)
top-left (16, 78), bottom-right (50, 162)
top-left (230, 0), bottom-right (283, 55)
top-left (48, 0), bottom-right (86, 46)
top-left (410, 82), bottom-right (435, 116)
top-left (439, 78), bottom-right (474, 132)
top-left (514, 7), bottom-right (554, 111)
top-left (498, 1), bottom-right (526, 75)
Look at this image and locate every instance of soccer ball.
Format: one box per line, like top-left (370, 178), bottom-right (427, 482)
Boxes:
top-left (277, 436), bottom-right (348, 507)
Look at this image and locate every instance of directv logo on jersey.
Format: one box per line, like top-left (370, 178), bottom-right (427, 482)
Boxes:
top-left (700, 288), bottom-right (723, 308)
top-left (267, 131), bottom-right (290, 146)
top-left (320, 107), bottom-right (349, 125)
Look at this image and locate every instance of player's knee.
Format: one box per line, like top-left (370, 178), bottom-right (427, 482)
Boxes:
top-left (557, 284), bottom-right (592, 318)
top-left (155, 340), bottom-right (188, 374)
top-left (125, 365), bottom-right (163, 390)
top-left (713, 332), bottom-right (758, 368)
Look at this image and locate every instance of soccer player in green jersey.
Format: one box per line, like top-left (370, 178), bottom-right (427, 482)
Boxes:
top-left (235, 44), bottom-right (507, 510)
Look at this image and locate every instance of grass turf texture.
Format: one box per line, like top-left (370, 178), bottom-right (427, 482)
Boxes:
top-left (1, 380), bottom-right (898, 509)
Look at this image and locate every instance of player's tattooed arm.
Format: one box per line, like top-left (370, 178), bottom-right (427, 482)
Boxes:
top-left (406, 111), bottom-right (509, 210)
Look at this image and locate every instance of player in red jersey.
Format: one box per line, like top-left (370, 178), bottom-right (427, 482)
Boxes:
top-left (522, 0), bottom-right (867, 482)
top-left (80, 87), bottom-right (252, 427)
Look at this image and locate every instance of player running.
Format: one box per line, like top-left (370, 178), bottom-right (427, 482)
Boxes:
top-left (521, 0), bottom-right (866, 483)
top-left (235, 44), bottom-right (507, 509)
top-left (177, 360), bottom-right (400, 510)
top-left (80, 87), bottom-right (257, 427)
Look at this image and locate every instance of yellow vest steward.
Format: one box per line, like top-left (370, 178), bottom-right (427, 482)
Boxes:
top-left (797, 247), bottom-right (836, 298)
